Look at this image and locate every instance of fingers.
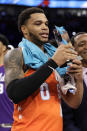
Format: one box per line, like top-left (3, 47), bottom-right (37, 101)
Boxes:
top-left (64, 48), bottom-right (77, 54)
top-left (59, 42), bottom-right (77, 55)
top-left (52, 43), bottom-right (80, 67)
top-left (72, 59), bottom-right (82, 65)
top-left (68, 61), bottom-right (82, 69)
top-left (68, 68), bottom-right (82, 74)
top-left (68, 59), bottom-right (82, 67)
top-left (67, 60), bottom-right (82, 74)
top-left (63, 48), bottom-right (78, 60)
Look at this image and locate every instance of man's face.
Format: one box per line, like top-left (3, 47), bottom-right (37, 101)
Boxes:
top-left (22, 13), bottom-right (49, 45)
top-left (0, 41), bottom-right (6, 56)
top-left (74, 34), bottom-right (87, 61)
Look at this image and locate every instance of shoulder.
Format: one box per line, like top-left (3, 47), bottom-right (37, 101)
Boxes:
top-left (4, 48), bottom-right (24, 87)
top-left (5, 48), bottom-right (22, 59)
top-left (4, 48), bottom-right (23, 66)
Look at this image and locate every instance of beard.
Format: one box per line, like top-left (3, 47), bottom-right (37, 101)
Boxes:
top-left (29, 32), bottom-right (48, 46)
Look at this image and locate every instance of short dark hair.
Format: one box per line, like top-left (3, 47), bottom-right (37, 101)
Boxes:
top-left (18, 7), bottom-right (45, 33)
top-left (0, 34), bottom-right (9, 48)
top-left (71, 32), bottom-right (86, 46)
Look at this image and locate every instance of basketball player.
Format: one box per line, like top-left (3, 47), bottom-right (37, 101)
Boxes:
top-left (0, 34), bottom-right (14, 131)
top-left (4, 7), bottom-right (83, 131)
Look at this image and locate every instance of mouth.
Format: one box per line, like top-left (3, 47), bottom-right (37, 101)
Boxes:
top-left (39, 33), bottom-right (49, 38)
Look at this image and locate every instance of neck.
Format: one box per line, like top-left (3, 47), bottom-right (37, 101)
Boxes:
top-left (25, 36), bottom-right (45, 52)
top-left (0, 56), bottom-right (4, 65)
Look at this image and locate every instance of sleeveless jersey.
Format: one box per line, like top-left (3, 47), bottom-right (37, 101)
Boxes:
top-left (12, 69), bottom-right (63, 131)
top-left (0, 65), bottom-right (14, 125)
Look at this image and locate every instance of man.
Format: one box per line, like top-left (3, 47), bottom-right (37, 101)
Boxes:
top-left (4, 7), bottom-right (83, 131)
top-left (0, 34), bottom-right (14, 131)
top-left (62, 32), bottom-right (87, 131)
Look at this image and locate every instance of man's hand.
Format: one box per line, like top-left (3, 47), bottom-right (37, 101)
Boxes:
top-left (67, 59), bottom-right (83, 82)
top-left (52, 42), bottom-right (78, 67)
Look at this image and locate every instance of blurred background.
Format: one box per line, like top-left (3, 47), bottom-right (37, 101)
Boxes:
top-left (0, 0), bottom-right (87, 47)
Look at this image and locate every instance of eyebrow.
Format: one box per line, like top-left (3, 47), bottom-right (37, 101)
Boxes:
top-left (33, 20), bottom-right (48, 23)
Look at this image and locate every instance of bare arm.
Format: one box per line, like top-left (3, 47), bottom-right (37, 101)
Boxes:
top-left (4, 43), bottom-right (83, 106)
top-left (4, 49), bottom-right (58, 103)
top-left (4, 48), bottom-right (24, 88)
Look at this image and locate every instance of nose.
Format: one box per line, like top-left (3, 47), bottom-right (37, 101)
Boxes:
top-left (41, 23), bottom-right (49, 30)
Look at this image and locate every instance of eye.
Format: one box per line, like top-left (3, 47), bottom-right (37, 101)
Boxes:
top-left (45, 22), bottom-right (49, 27)
top-left (35, 22), bottom-right (41, 25)
top-left (79, 42), bottom-right (85, 47)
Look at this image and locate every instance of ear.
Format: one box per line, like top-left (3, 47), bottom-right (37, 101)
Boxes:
top-left (3, 45), bottom-right (6, 52)
top-left (21, 25), bottom-right (28, 35)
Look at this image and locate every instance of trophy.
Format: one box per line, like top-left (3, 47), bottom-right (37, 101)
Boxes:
top-left (53, 26), bottom-right (82, 94)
